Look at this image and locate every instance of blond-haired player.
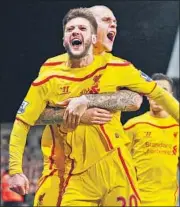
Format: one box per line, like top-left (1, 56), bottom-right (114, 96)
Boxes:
top-left (9, 6), bottom-right (143, 207)
top-left (123, 73), bottom-right (179, 206)
top-left (9, 7), bottom-right (179, 207)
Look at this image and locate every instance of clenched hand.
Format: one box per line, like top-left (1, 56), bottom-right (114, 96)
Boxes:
top-left (9, 173), bottom-right (29, 195)
top-left (57, 95), bottom-right (89, 129)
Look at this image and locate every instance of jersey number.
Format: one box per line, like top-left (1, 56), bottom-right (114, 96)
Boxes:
top-left (117, 195), bottom-right (138, 207)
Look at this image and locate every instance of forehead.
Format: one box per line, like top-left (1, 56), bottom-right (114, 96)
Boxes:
top-left (93, 7), bottom-right (116, 20)
top-left (65, 17), bottom-right (91, 27)
top-left (155, 80), bottom-right (171, 91)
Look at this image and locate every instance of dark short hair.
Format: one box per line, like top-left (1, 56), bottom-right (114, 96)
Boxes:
top-left (63, 7), bottom-right (98, 34)
top-left (151, 73), bottom-right (174, 91)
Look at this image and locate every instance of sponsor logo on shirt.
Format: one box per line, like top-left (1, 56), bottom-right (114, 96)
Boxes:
top-left (145, 142), bottom-right (178, 156)
top-left (80, 75), bottom-right (102, 95)
top-left (144, 131), bottom-right (152, 137)
top-left (173, 132), bottom-right (178, 138)
top-left (59, 85), bottom-right (70, 95)
top-left (172, 145), bottom-right (177, 155)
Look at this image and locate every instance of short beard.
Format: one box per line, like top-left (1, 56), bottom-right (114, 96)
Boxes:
top-left (65, 39), bottom-right (92, 59)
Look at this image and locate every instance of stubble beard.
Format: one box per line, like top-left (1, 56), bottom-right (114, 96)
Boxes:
top-left (65, 38), bottom-right (92, 59)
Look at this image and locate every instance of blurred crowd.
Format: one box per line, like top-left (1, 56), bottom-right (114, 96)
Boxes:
top-left (1, 125), bottom-right (43, 206)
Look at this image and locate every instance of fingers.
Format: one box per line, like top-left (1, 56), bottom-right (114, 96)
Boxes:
top-left (71, 112), bottom-right (80, 129)
top-left (10, 185), bottom-right (26, 195)
top-left (57, 99), bottom-right (71, 107)
top-left (24, 180), bottom-right (29, 194)
top-left (95, 108), bottom-right (111, 114)
top-left (66, 111), bottom-right (80, 129)
top-left (62, 97), bottom-right (89, 129)
top-left (9, 174), bottom-right (29, 195)
top-left (92, 117), bottom-right (112, 124)
top-left (91, 109), bottom-right (112, 124)
top-left (18, 185), bottom-right (26, 195)
top-left (66, 110), bottom-right (73, 129)
top-left (95, 113), bottom-right (112, 119)
top-left (91, 120), bottom-right (110, 125)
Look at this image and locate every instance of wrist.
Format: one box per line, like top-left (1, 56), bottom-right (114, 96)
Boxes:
top-left (82, 95), bottom-right (90, 108)
top-left (9, 170), bottom-right (23, 176)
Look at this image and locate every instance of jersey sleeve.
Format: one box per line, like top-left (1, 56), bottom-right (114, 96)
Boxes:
top-left (9, 119), bottom-right (30, 175)
top-left (16, 77), bottom-right (51, 126)
top-left (117, 65), bottom-right (179, 122)
top-left (9, 76), bottom-right (53, 175)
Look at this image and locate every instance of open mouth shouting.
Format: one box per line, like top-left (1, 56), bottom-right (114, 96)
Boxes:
top-left (107, 31), bottom-right (116, 42)
top-left (71, 37), bottom-right (83, 50)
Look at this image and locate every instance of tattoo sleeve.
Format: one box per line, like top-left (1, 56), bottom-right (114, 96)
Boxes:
top-left (35, 90), bottom-right (142, 125)
top-left (85, 90), bottom-right (142, 112)
top-left (35, 106), bottom-right (65, 125)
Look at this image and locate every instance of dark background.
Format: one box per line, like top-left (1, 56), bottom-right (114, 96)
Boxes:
top-left (1, 0), bottom-right (179, 123)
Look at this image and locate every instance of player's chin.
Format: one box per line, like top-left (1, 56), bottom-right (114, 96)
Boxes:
top-left (71, 51), bottom-right (84, 59)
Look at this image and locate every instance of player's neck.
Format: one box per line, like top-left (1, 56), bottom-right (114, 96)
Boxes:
top-left (67, 54), bottom-right (94, 68)
top-left (93, 45), bottom-right (105, 55)
top-left (149, 109), bottom-right (169, 118)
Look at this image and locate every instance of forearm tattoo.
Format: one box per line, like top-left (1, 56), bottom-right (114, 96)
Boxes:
top-left (86, 90), bottom-right (142, 112)
top-left (35, 106), bottom-right (65, 125)
top-left (35, 90), bottom-right (141, 125)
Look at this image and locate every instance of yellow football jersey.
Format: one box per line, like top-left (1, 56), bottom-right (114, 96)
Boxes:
top-left (15, 53), bottom-right (179, 176)
top-left (124, 112), bottom-right (179, 206)
top-left (38, 53), bottom-right (68, 176)
top-left (40, 125), bottom-right (65, 176)
top-left (39, 53), bottom-right (68, 75)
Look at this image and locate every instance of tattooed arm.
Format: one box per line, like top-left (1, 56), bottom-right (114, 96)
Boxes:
top-left (85, 90), bottom-right (142, 112)
top-left (35, 90), bottom-right (142, 125)
top-left (35, 106), bottom-right (65, 125)
top-left (61, 89), bottom-right (143, 129)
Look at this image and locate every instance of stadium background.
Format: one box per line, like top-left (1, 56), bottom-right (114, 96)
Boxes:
top-left (1, 1), bottom-right (179, 206)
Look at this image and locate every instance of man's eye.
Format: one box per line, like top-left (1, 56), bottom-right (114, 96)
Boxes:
top-left (102, 18), bottom-right (110, 22)
top-left (66, 28), bottom-right (73, 32)
top-left (80, 27), bottom-right (86, 31)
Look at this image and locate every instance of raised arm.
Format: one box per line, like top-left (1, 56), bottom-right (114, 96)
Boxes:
top-left (35, 90), bottom-right (142, 125)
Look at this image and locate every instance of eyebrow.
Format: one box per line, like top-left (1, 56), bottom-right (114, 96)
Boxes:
top-left (162, 87), bottom-right (168, 91)
top-left (67, 24), bottom-right (87, 28)
top-left (102, 16), bottom-right (117, 22)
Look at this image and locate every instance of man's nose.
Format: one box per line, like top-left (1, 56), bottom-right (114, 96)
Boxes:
top-left (110, 21), bottom-right (117, 29)
top-left (72, 28), bottom-right (80, 36)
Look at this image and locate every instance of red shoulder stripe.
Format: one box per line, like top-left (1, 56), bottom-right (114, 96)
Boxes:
top-left (15, 117), bottom-right (30, 126)
top-left (43, 61), bottom-right (64, 66)
top-left (32, 62), bottom-right (130, 86)
top-left (124, 122), bottom-right (179, 130)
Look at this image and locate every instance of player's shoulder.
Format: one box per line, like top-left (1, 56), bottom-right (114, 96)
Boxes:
top-left (43, 53), bottom-right (68, 66)
top-left (105, 53), bottom-right (133, 66)
top-left (32, 69), bottom-right (62, 86)
top-left (39, 53), bottom-right (68, 75)
top-left (167, 116), bottom-right (179, 125)
top-left (124, 112), bottom-right (149, 129)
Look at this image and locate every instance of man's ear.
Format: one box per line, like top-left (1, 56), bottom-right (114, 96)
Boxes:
top-left (92, 34), bottom-right (97, 44)
top-left (63, 37), bottom-right (65, 48)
